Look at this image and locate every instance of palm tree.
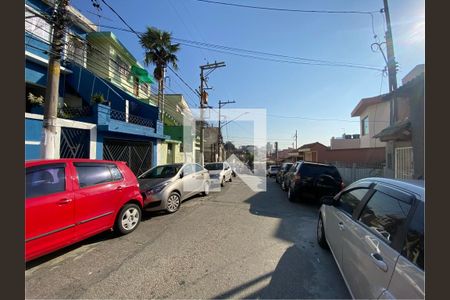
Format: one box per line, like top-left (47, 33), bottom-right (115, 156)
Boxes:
top-left (140, 27), bottom-right (180, 121)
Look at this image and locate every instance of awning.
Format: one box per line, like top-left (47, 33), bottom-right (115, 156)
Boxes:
top-left (131, 65), bottom-right (155, 84)
top-left (374, 119), bottom-right (411, 141)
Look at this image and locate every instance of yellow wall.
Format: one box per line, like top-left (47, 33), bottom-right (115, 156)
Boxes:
top-left (86, 36), bottom-right (152, 103)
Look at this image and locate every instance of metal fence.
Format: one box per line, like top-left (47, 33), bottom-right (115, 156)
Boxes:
top-left (110, 109), bottom-right (155, 128)
top-left (327, 161), bottom-right (386, 185)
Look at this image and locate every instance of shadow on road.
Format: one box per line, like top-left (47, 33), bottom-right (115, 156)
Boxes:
top-left (211, 178), bottom-right (351, 299)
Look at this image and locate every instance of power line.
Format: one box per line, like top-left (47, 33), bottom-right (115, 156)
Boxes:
top-left (84, 23), bottom-right (383, 71)
top-left (267, 114), bottom-right (389, 124)
top-left (180, 43), bottom-right (383, 71)
top-left (194, 0), bottom-right (380, 15)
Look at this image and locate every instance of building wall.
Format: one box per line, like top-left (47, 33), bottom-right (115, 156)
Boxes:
top-left (359, 101), bottom-right (389, 148)
top-left (25, 113), bottom-right (97, 160)
top-left (330, 138), bottom-right (361, 149)
top-left (322, 147), bottom-right (386, 165)
top-left (410, 82), bottom-right (425, 179)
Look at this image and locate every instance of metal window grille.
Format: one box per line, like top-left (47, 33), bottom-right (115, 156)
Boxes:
top-left (395, 147), bottom-right (414, 179)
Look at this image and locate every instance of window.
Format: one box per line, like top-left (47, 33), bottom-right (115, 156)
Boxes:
top-left (25, 9), bottom-right (51, 42)
top-left (182, 164), bottom-right (195, 176)
top-left (110, 166), bottom-right (123, 181)
top-left (359, 191), bottom-right (411, 242)
top-left (336, 188), bottom-right (369, 215)
top-left (26, 165), bottom-right (66, 198)
top-left (142, 83), bottom-right (149, 95)
top-left (194, 164), bottom-right (204, 172)
top-left (299, 164), bottom-right (342, 182)
top-left (402, 203), bottom-right (424, 270)
top-left (75, 164), bottom-right (113, 188)
top-left (66, 35), bottom-right (87, 67)
top-left (361, 116), bottom-right (369, 136)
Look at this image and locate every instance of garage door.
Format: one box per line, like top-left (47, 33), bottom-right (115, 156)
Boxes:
top-left (103, 139), bottom-right (153, 176)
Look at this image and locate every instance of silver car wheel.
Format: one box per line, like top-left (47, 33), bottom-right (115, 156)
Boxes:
top-left (167, 193), bottom-right (180, 213)
top-left (121, 207), bottom-right (139, 231)
top-left (317, 217), bottom-right (323, 240)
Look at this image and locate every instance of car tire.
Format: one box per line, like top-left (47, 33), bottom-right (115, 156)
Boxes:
top-left (166, 192), bottom-right (181, 213)
top-left (275, 176), bottom-right (279, 183)
top-left (115, 203), bottom-right (141, 235)
top-left (229, 175), bottom-right (232, 182)
top-left (281, 180), bottom-right (286, 191)
top-left (287, 186), bottom-right (295, 202)
top-left (317, 215), bottom-right (329, 249)
top-left (202, 182), bottom-right (210, 196)
top-left (221, 177), bottom-right (225, 187)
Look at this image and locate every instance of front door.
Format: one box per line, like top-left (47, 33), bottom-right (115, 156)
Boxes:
top-left (73, 162), bottom-right (123, 239)
top-left (341, 190), bottom-right (413, 299)
top-left (25, 163), bottom-right (75, 261)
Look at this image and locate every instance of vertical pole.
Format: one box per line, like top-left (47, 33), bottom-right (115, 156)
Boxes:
top-left (41, 0), bottom-right (69, 159)
top-left (383, 0), bottom-right (398, 124)
top-left (218, 100), bottom-right (221, 162)
top-left (199, 68), bottom-right (205, 165)
top-left (295, 130), bottom-right (298, 149)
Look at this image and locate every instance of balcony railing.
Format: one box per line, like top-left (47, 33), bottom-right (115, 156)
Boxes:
top-left (110, 108), bottom-right (155, 128)
top-left (58, 106), bottom-right (92, 119)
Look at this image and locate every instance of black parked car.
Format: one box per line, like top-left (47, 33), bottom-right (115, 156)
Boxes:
top-left (281, 161), bottom-right (302, 191)
top-left (276, 162), bottom-right (293, 185)
top-left (286, 161), bottom-right (344, 203)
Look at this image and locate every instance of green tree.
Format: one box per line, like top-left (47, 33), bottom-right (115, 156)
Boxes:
top-left (140, 27), bottom-right (180, 120)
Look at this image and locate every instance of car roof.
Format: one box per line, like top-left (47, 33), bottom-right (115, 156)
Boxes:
top-left (300, 161), bottom-right (334, 167)
top-left (356, 177), bottom-right (425, 201)
top-left (25, 159), bottom-right (126, 166)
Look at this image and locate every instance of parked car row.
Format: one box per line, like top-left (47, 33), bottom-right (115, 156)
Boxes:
top-left (271, 160), bottom-right (424, 299)
top-left (25, 159), bottom-right (233, 262)
top-left (274, 161), bottom-right (345, 203)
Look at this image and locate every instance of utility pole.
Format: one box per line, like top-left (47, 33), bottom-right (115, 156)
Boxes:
top-left (41, 0), bottom-right (70, 159)
top-left (382, 0), bottom-right (398, 125)
top-left (274, 141), bottom-right (278, 164)
top-left (294, 130), bottom-right (298, 149)
top-left (218, 100), bottom-right (235, 161)
top-left (199, 61), bottom-right (225, 165)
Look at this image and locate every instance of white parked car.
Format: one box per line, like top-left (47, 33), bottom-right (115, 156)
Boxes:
top-left (204, 162), bottom-right (233, 187)
top-left (317, 177), bottom-right (424, 299)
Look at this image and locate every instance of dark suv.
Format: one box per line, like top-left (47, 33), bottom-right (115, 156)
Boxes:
top-left (286, 161), bottom-right (344, 203)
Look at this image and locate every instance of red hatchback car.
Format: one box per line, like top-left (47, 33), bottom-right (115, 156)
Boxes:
top-left (25, 159), bottom-right (143, 262)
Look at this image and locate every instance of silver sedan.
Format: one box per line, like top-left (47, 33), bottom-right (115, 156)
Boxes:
top-left (317, 177), bottom-right (424, 299)
top-left (138, 163), bottom-right (210, 213)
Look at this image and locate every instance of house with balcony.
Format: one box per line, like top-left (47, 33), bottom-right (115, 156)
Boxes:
top-left (374, 65), bottom-right (425, 179)
top-left (24, 0), bottom-right (166, 175)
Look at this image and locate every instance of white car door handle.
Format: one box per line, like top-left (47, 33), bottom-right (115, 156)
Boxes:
top-left (338, 222), bottom-right (345, 231)
top-left (370, 253), bottom-right (388, 272)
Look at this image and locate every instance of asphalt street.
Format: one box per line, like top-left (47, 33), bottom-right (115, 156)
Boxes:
top-left (25, 176), bottom-right (350, 299)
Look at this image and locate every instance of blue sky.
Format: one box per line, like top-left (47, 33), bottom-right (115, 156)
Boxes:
top-left (72, 0), bottom-right (425, 149)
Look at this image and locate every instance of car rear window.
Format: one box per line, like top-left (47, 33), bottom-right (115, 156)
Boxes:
top-left (75, 163), bottom-right (114, 188)
top-left (26, 164), bottom-right (66, 198)
top-left (299, 164), bottom-right (342, 181)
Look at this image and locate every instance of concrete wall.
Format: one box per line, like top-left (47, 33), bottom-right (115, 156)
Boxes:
top-left (359, 101), bottom-right (390, 148)
top-left (330, 138), bottom-right (360, 149)
top-left (25, 113), bottom-right (97, 160)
